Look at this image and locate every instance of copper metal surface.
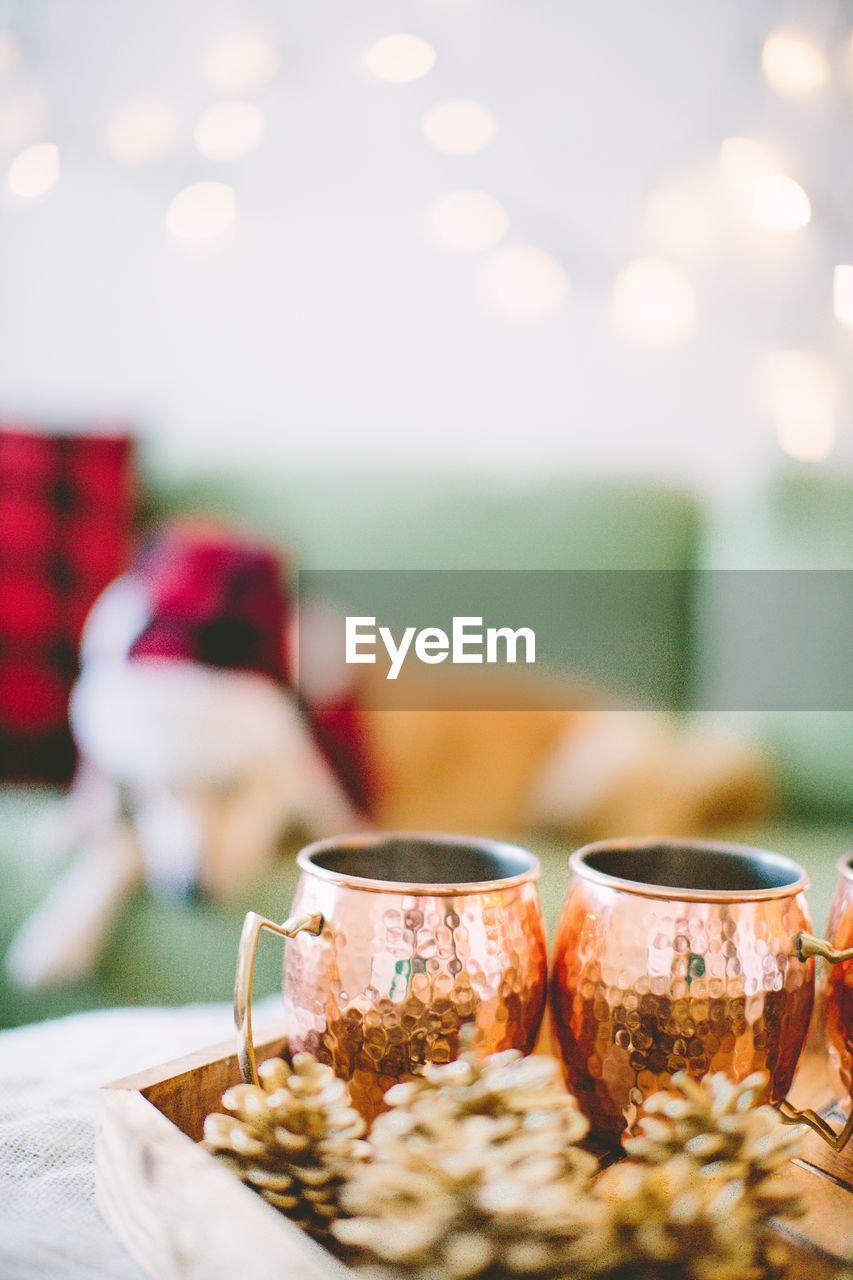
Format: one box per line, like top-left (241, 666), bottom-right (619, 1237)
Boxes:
top-left (266, 833), bottom-right (548, 1119)
top-left (550, 838), bottom-right (816, 1145)
top-left (825, 854), bottom-right (853, 1100)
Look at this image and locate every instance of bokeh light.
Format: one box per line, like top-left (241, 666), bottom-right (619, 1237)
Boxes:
top-left (106, 101), bottom-right (176, 166)
top-left (194, 100), bottom-right (264, 161)
top-left (0, 90), bottom-right (49, 149)
top-left (762, 350), bottom-right (837, 461)
top-left (422, 99), bottom-right (497, 155)
top-left (719, 139), bottom-right (810, 234)
top-left (0, 29), bottom-right (22, 78)
top-left (776, 409), bottom-right (836, 461)
top-left (166, 181), bottom-right (236, 244)
top-left (425, 189), bottom-right (509, 253)
top-left (719, 137), bottom-right (777, 185)
top-left (8, 143), bottom-right (59, 200)
top-left (366, 34), bottom-right (436, 83)
top-left (483, 245), bottom-right (568, 321)
top-left (204, 32), bottom-right (280, 94)
top-left (833, 265), bottom-right (853, 328)
top-left (646, 186), bottom-right (713, 254)
top-left (611, 258), bottom-right (696, 345)
top-left (762, 32), bottom-right (830, 96)
top-left (745, 172), bottom-right (811, 232)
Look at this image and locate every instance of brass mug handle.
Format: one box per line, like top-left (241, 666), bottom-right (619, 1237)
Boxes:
top-left (234, 910), bottom-right (324, 1085)
top-left (777, 931), bottom-right (853, 1151)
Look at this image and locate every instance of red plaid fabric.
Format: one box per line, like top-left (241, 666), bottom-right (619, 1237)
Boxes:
top-left (128, 525), bottom-right (374, 811)
top-left (129, 527), bottom-right (289, 682)
top-left (310, 694), bottom-right (376, 814)
top-left (0, 428), bottom-right (134, 781)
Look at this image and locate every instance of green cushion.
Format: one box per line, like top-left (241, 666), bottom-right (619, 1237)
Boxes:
top-left (0, 787), bottom-right (297, 1029)
top-left (141, 458), bottom-right (700, 571)
top-left (698, 472), bottom-right (853, 814)
top-left (0, 786), bottom-right (845, 1029)
top-left (140, 457), bottom-right (700, 707)
top-left (704, 472), bottom-right (853, 570)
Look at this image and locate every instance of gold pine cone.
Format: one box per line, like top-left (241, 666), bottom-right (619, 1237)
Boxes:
top-left (333, 1041), bottom-right (597, 1280)
top-left (624, 1071), bottom-right (805, 1222)
top-left (204, 1053), bottom-right (368, 1237)
top-left (572, 1156), bottom-right (789, 1280)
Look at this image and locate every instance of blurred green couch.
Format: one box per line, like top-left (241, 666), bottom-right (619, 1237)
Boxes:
top-left (0, 461), bottom-right (849, 1028)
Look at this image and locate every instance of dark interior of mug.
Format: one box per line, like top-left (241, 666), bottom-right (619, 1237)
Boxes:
top-left (583, 842), bottom-right (802, 892)
top-left (306, 836), bottom-right (532, 885)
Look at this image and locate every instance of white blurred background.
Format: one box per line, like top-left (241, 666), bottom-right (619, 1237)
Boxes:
top-left (0, 0), bottom-right (850, 494)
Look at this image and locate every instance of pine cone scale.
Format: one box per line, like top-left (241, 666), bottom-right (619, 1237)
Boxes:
top-left (203, 1053), bottom-right (367, 1239)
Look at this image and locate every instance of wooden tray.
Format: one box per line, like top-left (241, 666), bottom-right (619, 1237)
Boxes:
top-left (96, 1028), bottom-right (852, 1280)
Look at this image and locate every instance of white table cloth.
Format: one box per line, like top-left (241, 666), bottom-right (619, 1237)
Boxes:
top-left (0, 1003), bottom-right (277, 1279)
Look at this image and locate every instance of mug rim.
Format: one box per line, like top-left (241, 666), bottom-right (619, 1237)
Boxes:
top-left (569, 836), bottom-right (811, 902)
top-left (297, 831), bottom-right (541, 896)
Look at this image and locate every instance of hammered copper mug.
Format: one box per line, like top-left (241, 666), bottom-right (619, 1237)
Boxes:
top-left (816, 852), bottom-right (853, 1150)
top-left (550, 837), bottom-right (853, 1147)
top-left (235, 832), bottom-right (548, 1118)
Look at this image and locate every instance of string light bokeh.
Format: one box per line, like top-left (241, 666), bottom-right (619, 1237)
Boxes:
top-left (0, 1), bottom-right (848, 486)
top-left (166, 181), bottom-right (236, 243)
top-left (7, 142), bottom-right (59, 199)
top-left (422, 99), bottom-right (497, 156)
top-left (425, 189), bottom-right (509, 253)
top-left (194, 100), bottom-right (264, 161)
top-left (106, 101), bottom-right (177, 167)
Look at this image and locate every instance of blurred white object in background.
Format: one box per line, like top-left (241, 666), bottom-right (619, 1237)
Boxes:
top-left (203, 31), bottom-right (280, 93)
top-left (366, 33), bottom-right (435, 83)
top-left (425, 188), bottom-right (509, 253)
top-left (105, 100), bottom-right (176, 166)
top-left (422, 99), bottom-right (497, 155)
top-left (166, 180), bottom-right (235, 243)
top-left (7, 142), bottom-right (59, 199)
top-left (762, 349), bottom-right (838, 461)
top-left (5, 828), bottom-right (141, 990)
top-left (483, 245), bottom-right (568, 321)
top-left (611, 257), bottom-right (696, 345)
top-left (833, 265), bottom-right (853, 328)
top-left (720, 139), bottom-right (811, 233)
top-left (761, 31), bottom-right (830, 96)
top-left (744, 172), bottom-right (811, 233)
top-left (194, 99), bottom-right (264, 161)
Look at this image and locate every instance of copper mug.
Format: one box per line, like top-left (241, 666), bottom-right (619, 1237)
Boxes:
top-left (822, 852), bottom-right (853, 1149)
top-left (550, 837), bottom-right (853, 1147)
top-left (235, 832), bottom-right (548, 1118)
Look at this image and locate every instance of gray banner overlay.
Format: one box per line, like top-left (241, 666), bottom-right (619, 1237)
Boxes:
top-left (297, 570), bottom-right (852, 711)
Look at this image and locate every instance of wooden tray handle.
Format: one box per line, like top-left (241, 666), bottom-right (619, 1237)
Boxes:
top-left (233, 910), bottom-right (324, 1085)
